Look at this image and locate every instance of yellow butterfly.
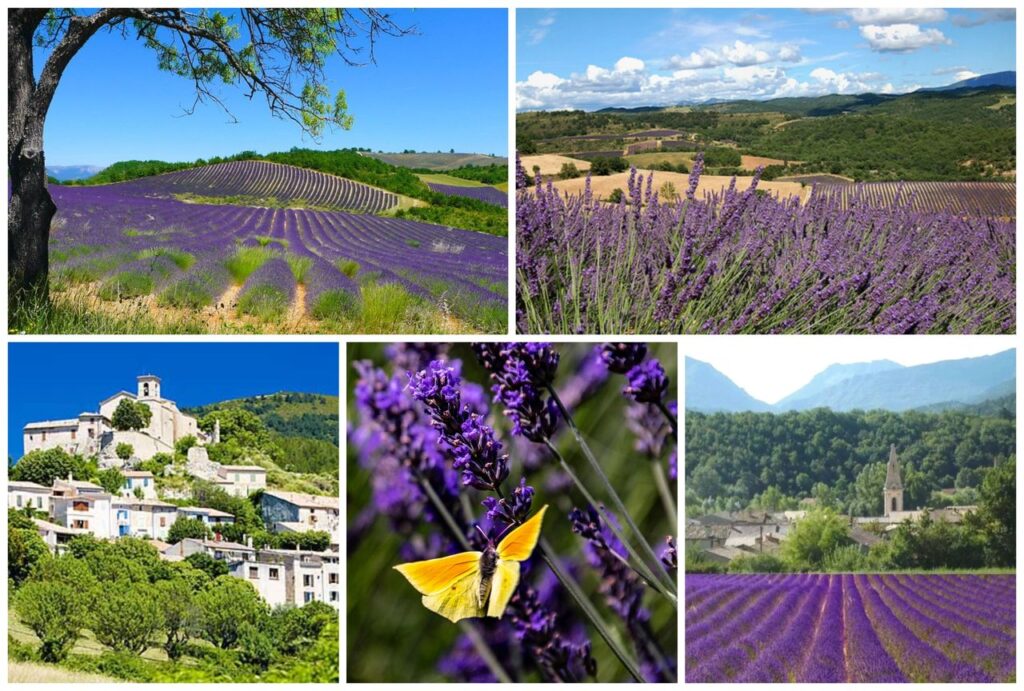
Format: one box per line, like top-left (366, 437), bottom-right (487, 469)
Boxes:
top-left (393, 505), bottom-right (548, 622)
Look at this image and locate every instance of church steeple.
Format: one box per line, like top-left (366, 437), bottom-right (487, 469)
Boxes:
top-left (883, 444), bottom-right (904, 516)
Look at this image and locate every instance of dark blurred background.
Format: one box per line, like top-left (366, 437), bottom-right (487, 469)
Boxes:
top-left (346, 342), bottom-right (678, 682)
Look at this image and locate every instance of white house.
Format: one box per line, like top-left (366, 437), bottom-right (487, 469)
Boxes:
top-left (52, 491), bottom-right (114, 538)
top-left (234, 548), bottom-right (340, 609)
top-left (216, 465), bottom-right (267, 497)
top-left (176, 506), bottom-right (236, 528)
top-left (163, 536), bottom-right (257, 563)
top-left (24, 375), bottom-right (208, 464)
top-left (261, 490), bottom-right (339, 533)
top-left (113, 498), bottom-right (177, 539)
top-left (8, 481), bottom-right (51, 514)
top-left (121, 470), bottom-right (157, 499)
top-left (33, 518), bottom-right (89, 553)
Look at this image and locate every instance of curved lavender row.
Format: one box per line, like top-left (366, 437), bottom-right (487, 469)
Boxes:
top-left (517, 158), bottom-right (1015, 334)
top-left (855, 575), bottom-right (990, 682)
top-left (922, 575), bottom-right (1017, 628)
top-left (798, 574), bottom-right (846, 682)
top-left (689, 578), bottom-right (814, 682)
top-left (427, 182), bottom-right (508, 208)
top-left (733, 574), bottom-right (829, 683)
top-left (237, 258), bottom-right (296, 302)
top-left (114, 159), bottom-right (399, 213)
top-left (45, 183), bottom-right (508, 313)
top-left (303, 258), bottom-right (360, 313)
top-left (685, 574), bottom-right (1013, 682)
top-left (869, 575), bottom-right (1011, 678)
top-left (812, 181), bottom-right (1015, 217)
top-left (843, 574), bottom-right (908, 682)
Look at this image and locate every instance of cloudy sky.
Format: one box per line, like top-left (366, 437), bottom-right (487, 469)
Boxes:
top-left (517, 8), bottom-right (1015, 110)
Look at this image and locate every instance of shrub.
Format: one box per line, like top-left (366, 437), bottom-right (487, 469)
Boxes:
top-left (558, 162), bottom-right (581, 180)
top-left (225, 246), bottom-right (274, 283)
top-left (115, 443), bottom-right (134, 461)
top-left (168, 517), bottom-right (211, 544)
top-left (98, 271), bottom-right (153, 301)
top-left (97, 467), bottom-right (126, 494)
top-left (310, 289), bottom-right (359, 321)
top-left (237, 285), bottom-right (289, 321)
top-left (336, 258), bottom-right (360, 279)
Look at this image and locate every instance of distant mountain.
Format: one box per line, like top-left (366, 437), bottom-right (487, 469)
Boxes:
top-left (360, 151), bottom-right (507, 171)
top-left (687, 350), bottom-right (1016, 413)
top-left (46, 164), bottom-right (104, 181)
top-left (776, 360), bottom-right (903, 409)
top-left (685, 358), bottom-right (770, 413)
top-left (921, 71), bottom-right (1016, 92)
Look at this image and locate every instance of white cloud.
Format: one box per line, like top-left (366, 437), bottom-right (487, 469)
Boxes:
top-left (953, 70), bottom-right (981, 82)
top-left (722, 41), bottom-right (771, 66)
top-left (847, 9), bottom-right (948, 26)
top-left (516, 55), bottom-right (897, 111)
top-left (528, 14), bottom-right (556, 45)
top-left (860, 23), bottom-right (951, 53)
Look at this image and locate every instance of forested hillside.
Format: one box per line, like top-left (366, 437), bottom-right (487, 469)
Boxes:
top-left (685, 407), bottom-right (1014, 515)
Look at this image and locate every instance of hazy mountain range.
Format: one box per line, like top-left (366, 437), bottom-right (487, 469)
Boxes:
top-left (46, 164), bottom-right (105, 181)
top-left (687, 350), bottom-right (1016, 413)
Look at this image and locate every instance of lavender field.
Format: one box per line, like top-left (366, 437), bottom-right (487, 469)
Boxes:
top-left (47, 168), bottom-right (506, 333)
top-left (516, 155), bottom-right (1015, 335)
top-left (686, 573), bottom-right (1015, 683)
top-left (426, 182), bottom-right (508, 208)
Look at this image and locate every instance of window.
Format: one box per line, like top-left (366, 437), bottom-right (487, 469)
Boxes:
top-left (72, 500), bottom-right (89, 512)
top-left (330, 591), bottom-right (338, 602)
top-left (159, 516), bottom-right (166, 527)
top-left (269, 568), bottom-right (280, 581)
top-left (73, 519), bottom-right (89, 529)
top-left (251, 473), bottom-right (257, 482)
top-left (71, 429), bottom-right (77, 440)
top-left (88, 428), bottom-right (94, 438)
top-left (329, 573), bottom-right (338, 584)
top-left (41, 431), bottom-right (46, 441)
top-left (16, 495), bottom-right (22, 508)
top-left (249, 567), bottom-right (259, 579)
top-left (143, 478), bottom-right (149, 487)
top-left (304, 592), bottom-right (314, 603)
top-left (35, 496), bottom-right (43, 508)
top-left (303, 575), bottom-right (314, 587)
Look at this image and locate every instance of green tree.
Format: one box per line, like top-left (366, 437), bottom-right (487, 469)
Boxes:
top-left (197, 576), bottom-right (270, 648)
top-left (11, 447), bottom-right (88, 486)
top-left (174, 436), bottom-right (198, 457)
top-left (607, 188), bottom-right (624, 203)
top-left (270, 602), bottom-right (335, 656)
top-left (168, 517), bottom-right (211, 544)
top-left (238, 621), bottom-right (276, 670)
top-left (658, 181), bottom-right (677, 202)
top-left (880, 511), bottom-right (985, 570)
top-left (8, 510), bottom-right (49, 585)
top-left (112, 399), bottom-right (151, 431)
top-left (781, 508), bottom-right (850, 570)
top-left (13, 557), bottom-right (96, 662)
top-left (185, 552), bottom-right (229, 580)
top-left (9, 9), bottom-right (410, 313)
top-left (557, 162), bottom-right (580, 180)
top-left (97, 467), bottom-right (125, 494)
top-left (92, 581), bottom-right (164, 653)
top-left (971, 456), bottom-right (1015, 566)
top-left (154, 578), bottom-right (200, 660)
top-left (115, 443), bottom-right (135, 461)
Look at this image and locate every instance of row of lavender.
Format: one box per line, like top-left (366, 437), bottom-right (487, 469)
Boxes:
top-left (516, 154), bottom-right (1015, 334)
top-left (811, 180), bottom-right (1016, 218)
top-left (426, 182), bottom-right (508, 208)
top-left (119, 159), bottom-right (398, 213)
top-left (686, 573), bottom-right (1015, 683)
top-left (49, 184), bottom-right (506, 316)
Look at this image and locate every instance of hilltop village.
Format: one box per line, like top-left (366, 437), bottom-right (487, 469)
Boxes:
top-left (10, 375), bottom-right (339, 610)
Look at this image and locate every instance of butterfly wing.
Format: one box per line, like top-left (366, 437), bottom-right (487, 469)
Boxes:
top-left (486, 559), bottom-right (520, 618)
top-left (422, 570), bottom-right (486, 622)
top-left (393, 551), bottom-right (481, 594)
top-left (496, 504), bottom-right (548, 561)
top-left (393, 551), bottom-right (485, 623)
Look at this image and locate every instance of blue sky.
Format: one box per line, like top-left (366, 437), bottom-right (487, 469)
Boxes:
top-left (517, 8), bottom-right (1015, 110)
top-left (8, 343), bottom-right (338, 458)
top-left (39, 9), bottom-right (507, 166)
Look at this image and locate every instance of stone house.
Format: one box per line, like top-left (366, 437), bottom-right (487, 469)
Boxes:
top-left (121, 470), bottom-right (157, 499)
top-left (8, 480), bottom-right (51, 514)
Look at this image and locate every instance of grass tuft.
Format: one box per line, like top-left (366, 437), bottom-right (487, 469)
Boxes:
top-left (225, 246), bottom-right (275, 283)
top-left (236, 284), bottom-right (289, 321)
top-left (336, 258), bottom-right (361, 279)
top-left (286, 254), bottom-right (314, 283)
top-left (310, 289), bottom-right (360, 321)
top-left (98, 271), bottom-right (154, 301)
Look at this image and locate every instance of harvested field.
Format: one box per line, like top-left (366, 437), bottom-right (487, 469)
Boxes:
top-left (741, 155), bottom-right (788, 169)
top-left (812, 181), bottom-right (1016, 217)
top-left (551, 169), bottom-right (807, 203)
top-left (519, 154), bottom-right (592, 176)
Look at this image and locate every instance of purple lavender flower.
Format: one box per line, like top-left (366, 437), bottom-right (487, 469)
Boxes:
top-left (601, 343), bottom-right (648, 374)
top-left (623, 359), bottom-right (669, 404)
top-left (482, 477), bottom-right (535, 532)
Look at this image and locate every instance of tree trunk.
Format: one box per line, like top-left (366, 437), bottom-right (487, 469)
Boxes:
top-left (8, 12), bottom-right (55, 310)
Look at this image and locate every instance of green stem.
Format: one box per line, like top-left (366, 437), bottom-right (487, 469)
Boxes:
top-left (650, 458), bottom-right (678, 528)
top-left (543, 439), bottom-right (677, 608)
top-left (546, 386), bottom-right (678, 596)
top-left (537, 540), bottom-right (645, 683)
top-left (460, 620), bottom-right (513, 683)
top-left (655, 399), bottom-right (678, 440)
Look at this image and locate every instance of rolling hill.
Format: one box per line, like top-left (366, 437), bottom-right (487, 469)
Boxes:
top-left (687, 350), bottom-right (1016, 413)
top-left (185, 392), bottom-right (339, 445)
top-left (362, 151), bottom-right (508, 170)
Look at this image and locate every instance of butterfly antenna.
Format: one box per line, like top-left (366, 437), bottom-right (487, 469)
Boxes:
top-left (473, 523), bottom-right (491, 544)
top-left (494, 522), bottom-right (516, 543)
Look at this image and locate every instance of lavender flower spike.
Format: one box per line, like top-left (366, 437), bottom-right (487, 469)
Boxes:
top-left (623, 359), bottom-right (669, 404)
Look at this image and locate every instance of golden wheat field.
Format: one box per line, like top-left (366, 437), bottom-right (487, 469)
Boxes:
top-left (519, 154), bottom-right (593, 176)
top-left (549, 169), bottom-right (808, 203)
